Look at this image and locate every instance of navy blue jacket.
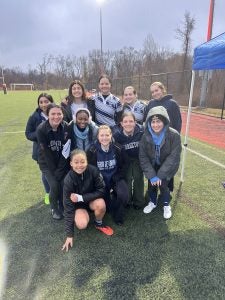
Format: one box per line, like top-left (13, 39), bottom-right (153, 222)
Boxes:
top-left (86, 141), bottom-right (128, 189)
top-left (25, 108), bottom-right (47, 161)
top-left (112, 124), bottom-right (144, 160)
top-left (144, 95), bottom-right (182, 133)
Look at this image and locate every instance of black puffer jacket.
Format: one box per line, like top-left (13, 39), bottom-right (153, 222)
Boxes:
top-left (63, 165), bottom-right (105, 237)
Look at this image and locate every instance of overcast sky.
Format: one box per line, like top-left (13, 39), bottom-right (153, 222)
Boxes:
top-left (0, 0), bottom-right (224, 70)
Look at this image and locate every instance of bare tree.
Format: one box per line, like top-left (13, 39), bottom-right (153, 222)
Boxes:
top-left (37, 54), bottom-right (54, 89)
top-left (175, 11), bottom-right (195, 92)
top-left (175, 11), bottom-right (195, 71)
top-left (142, 34), bottom-right (159, 75)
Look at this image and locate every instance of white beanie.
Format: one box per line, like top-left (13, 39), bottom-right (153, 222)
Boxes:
top-left (73, 108), bottom-right (92, 124)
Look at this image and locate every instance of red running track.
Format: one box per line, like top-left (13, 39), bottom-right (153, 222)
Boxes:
top-left (181, 111), bottom-right (225, 150)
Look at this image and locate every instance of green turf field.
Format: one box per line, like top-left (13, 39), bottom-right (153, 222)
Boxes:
top-left (1, 90), bottom-right (225, 299)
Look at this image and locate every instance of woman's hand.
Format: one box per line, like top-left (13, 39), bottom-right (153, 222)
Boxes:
top-left (70, 193), bottom-right (78, 203)
top-left (150, 177), bottom-right (161, 186)
top-left (152, 179), bottom-right (161, 186)
top-left (62, 237), bottom-right (73, 252)
top-left (61, 98), bottom-right (68, 105)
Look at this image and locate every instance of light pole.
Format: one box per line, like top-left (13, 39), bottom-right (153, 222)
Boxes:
top-left (97, 0), bottom-right (105, 72)
top-left (100, 6), bottom-right (103, 60)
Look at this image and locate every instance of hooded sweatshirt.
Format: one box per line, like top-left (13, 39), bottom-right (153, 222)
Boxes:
top-left (113, 123), bottom-right (144, 160)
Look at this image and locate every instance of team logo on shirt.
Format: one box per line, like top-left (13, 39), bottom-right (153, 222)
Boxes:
top-left (97, 159), bottom-right (116, 171)
top-left (50, 140), bottom-right (62, 151)
top-left (124, 141), bottom-right (139, 150)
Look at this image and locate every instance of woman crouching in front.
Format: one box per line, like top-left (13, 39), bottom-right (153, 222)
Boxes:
top-left (62, 149), bottom-right (113, 252)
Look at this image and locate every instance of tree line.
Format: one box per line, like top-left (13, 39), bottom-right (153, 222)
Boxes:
top-left (2, 11), bottom-right (224, 108)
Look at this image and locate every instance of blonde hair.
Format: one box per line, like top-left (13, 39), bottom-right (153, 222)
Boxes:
top-left (97, 125), bottom-right (112, 136)
top-left (150, 81), bottom-right (167, 95)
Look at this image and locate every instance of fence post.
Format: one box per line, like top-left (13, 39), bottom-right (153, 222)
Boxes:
top-left (166, 73), bottom-right (169, 91)
top-left (221, 87), bottom-right (225, 119)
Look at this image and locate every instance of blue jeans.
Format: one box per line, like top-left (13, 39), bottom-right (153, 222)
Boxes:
top-left (148, 179), bottom-right (170, 206)
top-left (41, 172), bottom-right (50, 193)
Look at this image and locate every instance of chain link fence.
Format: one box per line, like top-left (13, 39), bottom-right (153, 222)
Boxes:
top-left (86, 70), bottom-right (225, 109)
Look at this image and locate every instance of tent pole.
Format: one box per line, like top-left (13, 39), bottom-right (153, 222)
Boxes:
top-left (180, 70), bottom-right (196, 182)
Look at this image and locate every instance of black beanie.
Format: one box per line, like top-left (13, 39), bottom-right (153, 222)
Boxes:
top-left (150, 114), bottom-right (167, 125)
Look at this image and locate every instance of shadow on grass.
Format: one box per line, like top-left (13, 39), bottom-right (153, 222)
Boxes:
top-left (0, 202), bottom-right (65, 299)
top-left (1, 199), bottom-right (225, 299)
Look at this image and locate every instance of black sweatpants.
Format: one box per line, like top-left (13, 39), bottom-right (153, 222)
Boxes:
top-left (105, 179), bottom-right (129, 223)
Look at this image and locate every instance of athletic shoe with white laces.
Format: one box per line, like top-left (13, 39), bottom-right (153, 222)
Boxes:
top-left (163, 205), bottom-right (172, 219)
top-left (143, 202), bottom-right (156, 214)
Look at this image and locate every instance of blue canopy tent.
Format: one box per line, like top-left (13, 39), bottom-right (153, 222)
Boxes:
top-left (180, 32), bottom-right (225, 182)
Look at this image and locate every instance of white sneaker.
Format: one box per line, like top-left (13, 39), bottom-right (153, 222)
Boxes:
top-left (163, 205), bottom-right (172, 219)
top-left (143, 202), bottom-right (156, 214)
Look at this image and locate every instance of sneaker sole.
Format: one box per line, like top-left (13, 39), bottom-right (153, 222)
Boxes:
top-left (143, 207), bottom-right (156, 214)
top-left (163, 214), bottom-right (172, 219)
top-left (95, 226), bottom-right (114, 236)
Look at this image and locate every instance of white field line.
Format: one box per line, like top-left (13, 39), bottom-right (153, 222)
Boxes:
top-left (185, 146), bottom-right (225, 169)
top-left (188, 136), bottom-right (225, 154)
top-left (0, 130), bottom-right (25, 134)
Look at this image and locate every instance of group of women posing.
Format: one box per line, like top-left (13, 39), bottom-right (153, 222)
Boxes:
top-left (25, 75), bottom-right (182, 252)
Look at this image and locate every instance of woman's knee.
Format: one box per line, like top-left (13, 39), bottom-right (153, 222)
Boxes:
top-left (90, 198), bottom-right (106, 213)
top-left (74, 210), bottom-right (89, 229)
top-left (75, 219), bottom-right (89, 230)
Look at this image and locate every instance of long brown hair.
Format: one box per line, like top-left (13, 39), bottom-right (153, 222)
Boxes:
top-left (68, 80), bottom-right (87, 103)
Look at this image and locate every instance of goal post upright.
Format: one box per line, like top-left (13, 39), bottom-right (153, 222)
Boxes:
top-left (0, 67), bottom-right (5, 84)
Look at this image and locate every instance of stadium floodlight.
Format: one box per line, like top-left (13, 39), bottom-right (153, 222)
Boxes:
top-left (96, 0), bottom-right (105, 5)
top-left (96, 0), bottom-right (106, 72)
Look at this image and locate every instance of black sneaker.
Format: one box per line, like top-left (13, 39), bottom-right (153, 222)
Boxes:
top-left (125, 203), bottom-right (132, 209)
top-left (133, 204), bottom-right (142, 210)
top-left (51, 209), bottom-right (63, 220)
top-left (115, 220), bottom-right (124, 226)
